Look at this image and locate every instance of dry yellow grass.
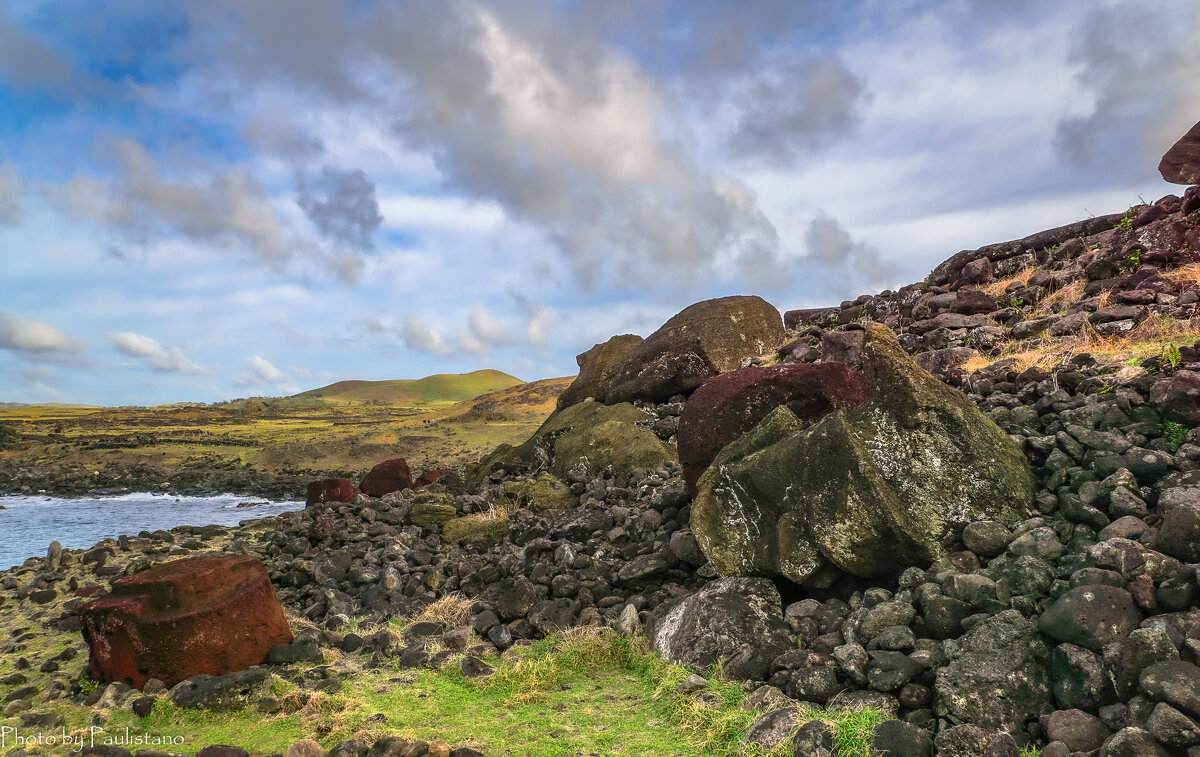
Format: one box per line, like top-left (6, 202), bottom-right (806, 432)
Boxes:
top-left (982, 264), bottom-right (1037, 298)
top-left (1034, 278), bottom-right (1087, 316)
top-left (411, 592), bottom-right (474, 628)
top-left (964, 313), bottom-right (1200, 374)
top-left (1159, 262), bottom-right (1200, 291)
top-left (1095, 288), bottom-right (1114, 309)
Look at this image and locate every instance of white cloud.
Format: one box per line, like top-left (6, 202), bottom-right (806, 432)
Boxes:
top-left (108, 331), bottom-right (204, 374)
top-left (236, 355), bottom-right (300, 395)
top-left (0, 311), bottom-right (84, 354)
top-left (401, 316), bottom-right (454, 357)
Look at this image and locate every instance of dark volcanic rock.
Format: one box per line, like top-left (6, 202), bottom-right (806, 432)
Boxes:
top-left (79, 554), bottom-right (293, 688)
top-left (1038, 585), bottom-right (1141, 652)
top-left (935, 610), bottom-right (1053, 732)
top-left (605, 295), bottom-right (785, 404)
top-left (649, 577), bottom-right (791, 681)
top-left (359, 458), bottom-right (413, 497)
top-left (676, 362), bottom-right (870, 494)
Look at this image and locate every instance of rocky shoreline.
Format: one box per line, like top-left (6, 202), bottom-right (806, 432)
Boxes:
top-left (3, 135), bottom-right (1200, 756)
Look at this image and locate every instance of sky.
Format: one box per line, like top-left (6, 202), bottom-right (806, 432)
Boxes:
top-left (1, 0), bottom-right (1198, 406)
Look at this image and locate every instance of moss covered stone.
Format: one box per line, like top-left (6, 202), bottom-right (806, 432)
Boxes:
top-left (409, 495), bottom-right (458, 527)
top-left (501, 472), bottom-right (575, 512)
top-left (467, 400), bottom-right (669, 485)
top-left (692, 323), bottom-right (1035, 586)
top-left (442, 515), bottom-right (510, 545)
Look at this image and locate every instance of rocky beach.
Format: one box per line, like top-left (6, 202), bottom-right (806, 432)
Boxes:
top-left (2, 124), bottom-right (1200, 756)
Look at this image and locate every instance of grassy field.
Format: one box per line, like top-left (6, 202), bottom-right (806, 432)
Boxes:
top-left (0, 376), bottom-right (572, 496)
top-left (293, 369), bottom-right (525, 405)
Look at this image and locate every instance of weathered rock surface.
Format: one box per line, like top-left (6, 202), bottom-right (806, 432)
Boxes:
top-left (556, 334), bottom-right (644, 410)
top-left (649, 577), bottom-right (792, 681)
top-left (605, 296), bottom-right (785, 405)
top-left (935, 610), bottom-right (1053, 731)
top-left (692, 323), bottom-right (1034, 585)
top-left (305, 478), bottom-right (359, 507)
top-left (79, 554), bottom-right (293, 688)
top-left (1159, 119), bottom-right (1200, 185)
top-left (468, 400), bottom-right (671, 485)
top-left (677, 362), bottom-right (870, 494)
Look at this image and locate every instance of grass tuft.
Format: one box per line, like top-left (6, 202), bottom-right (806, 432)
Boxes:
top-left (981, 264), bottom-right (1036, 298)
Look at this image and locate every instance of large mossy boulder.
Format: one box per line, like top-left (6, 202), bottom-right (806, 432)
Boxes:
top-left (691, 323), bottom-right (1035, 586)
top-left (467, 400), bottom-right (671, 486)
top-left (677, 362), bottom-right (871, 495)
top-left (557, 334), bottom-right (644, 410)
top-left (604, 295), bottom-right (785, 405)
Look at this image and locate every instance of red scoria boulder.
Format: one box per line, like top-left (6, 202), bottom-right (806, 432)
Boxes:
top-left (1160, 119), bottom-right (1200, 185)
top-left (305, 477), bottom-right (359, 506)
top-left (678, 363), bottom-right (871, 495)
top-left (78, 554), bottom-right (292, 689)
top-left (415, 468), bottom-right (457, 487)
top-left (359, 458), bottom-right (413, 497)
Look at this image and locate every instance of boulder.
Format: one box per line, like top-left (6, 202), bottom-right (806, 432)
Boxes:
top-left (677, 362), bottom-right (870, 494)
top-left (305, 478), bottom-right (359, 507)
top-left (935, 610), bottom-right (1053, 732)
top-left (648, 577), bottom-right (792, 681)
top-left (1159, 119), bottom-right (1200, 185)
top-left (1149, 370), bottom-right (1200, 424)
top-left (556, 334), bottom-right (644, 410)
top-left (691, 323), bottom-right (1035, 585)
top-left (605, 295), bottom-right (785, 404)
top-left (414, 468), bottom-right (458, 488)
top-left (78, 555), bottom-right (293, 689)
top-left (167, 667), bottom-right (273, 710)
top-left (467, 400), bottom-right (668, 486)
top-left (359, 458), bottom-right (413, 497)
top-left (1038, 585), bottom-right (1141, 652)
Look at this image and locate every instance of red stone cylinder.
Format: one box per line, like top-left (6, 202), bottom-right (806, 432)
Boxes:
top-left (78, 554), bottom-right (293, 689)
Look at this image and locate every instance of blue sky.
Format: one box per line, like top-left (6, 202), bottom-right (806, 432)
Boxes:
top-left (1, 0), bottom-right (1198, 405)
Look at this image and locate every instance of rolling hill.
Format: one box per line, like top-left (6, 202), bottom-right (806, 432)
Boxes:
top-left (293, 369), bottom-right (525, 405)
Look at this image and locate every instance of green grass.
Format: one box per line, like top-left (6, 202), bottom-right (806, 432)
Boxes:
top-left (293, 370), bottom-right (524, 405)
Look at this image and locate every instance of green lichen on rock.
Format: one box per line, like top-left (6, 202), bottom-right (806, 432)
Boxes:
top-left (500, 472), bottom-right (575, 512)
top-left (692, 323), bottom-right (1035, 586)
top-left (467, 400), bottom-right (670, 485)
top-left (441, 515), bottom-right (510, 545)
top-left (551, 418), bottom-right (672, 481)
top-left (409, 494), bottom-right (458, 527)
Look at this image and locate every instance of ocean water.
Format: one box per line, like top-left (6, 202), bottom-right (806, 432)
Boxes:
top-left (0, 492), bottom-right (303, 570)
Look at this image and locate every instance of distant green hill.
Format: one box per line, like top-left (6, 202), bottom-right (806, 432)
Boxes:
top-left (293, 369), bottom-right (525, 405)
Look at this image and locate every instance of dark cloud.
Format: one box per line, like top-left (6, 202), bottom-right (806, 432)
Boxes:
top-left (52, 136), bottom-right (364, 281)
top-left (295, 166), bottom-right (382, 251)
top-left (1055, 2), bottom-right (1200, 172)
top-left (728, 54), bottom-right (867, 164)
top-left (804, 212), bottom-right (898, 291)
